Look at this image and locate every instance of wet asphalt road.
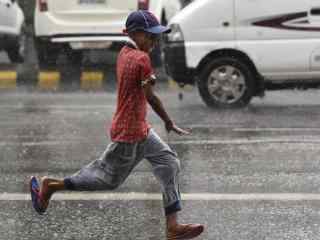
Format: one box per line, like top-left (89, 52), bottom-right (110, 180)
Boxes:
top-left (2, 85), bottom-right (320, 240)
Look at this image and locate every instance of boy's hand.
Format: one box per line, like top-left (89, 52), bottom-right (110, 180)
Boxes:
top-left (165, 121), bottom-right (191, 135)
top-left (143, 82), bottom-right (190, 136)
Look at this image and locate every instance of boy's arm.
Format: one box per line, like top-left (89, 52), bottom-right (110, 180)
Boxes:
top-left (142, 78), bottom-right (190, 135)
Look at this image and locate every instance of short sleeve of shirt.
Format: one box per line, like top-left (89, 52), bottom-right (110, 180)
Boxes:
top-left (139, 54), bottom-right (153, 82)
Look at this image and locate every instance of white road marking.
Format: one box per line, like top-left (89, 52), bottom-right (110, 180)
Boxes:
top-left (0, 141), bottom-right (88, 147)
top-left (0, 105), bottom-right (115, 110)
top-left (1, 138), bottom-right (320, 147)
top-left (2, 192), bottom-right (320, 201)
top-left (186, 125), bottom-right (320, 132)
top-left (168, 138), bottom-right (320, 145)
top-left (232, 127), bottom-right (320, 132)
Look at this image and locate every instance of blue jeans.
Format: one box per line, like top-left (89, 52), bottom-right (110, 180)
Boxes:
top-left (64, 129), bottom-right (181, 215)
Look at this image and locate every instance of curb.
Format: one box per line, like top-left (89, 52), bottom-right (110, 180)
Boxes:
top-left (0, 68), bottom-right (108, 91)
top-left (0, 71), bottom-right (17, 89)
top-left (0, 69), bottom-right (193, 91)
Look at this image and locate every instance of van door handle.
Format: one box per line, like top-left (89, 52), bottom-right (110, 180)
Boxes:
top-left (311, 8), bottom-right (320, 15)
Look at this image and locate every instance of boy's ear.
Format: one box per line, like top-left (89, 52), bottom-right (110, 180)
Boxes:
top-left (128, 31), bottom-right (138, 39)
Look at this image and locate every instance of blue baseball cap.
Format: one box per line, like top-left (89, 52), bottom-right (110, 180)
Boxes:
top-left (124, 10), bottom-right (171, 35)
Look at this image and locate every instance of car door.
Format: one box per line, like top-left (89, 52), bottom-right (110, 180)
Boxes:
top-left (308, 0), bottom-right (320, 71)
top-left (235, 0), bottom-right (315, 79)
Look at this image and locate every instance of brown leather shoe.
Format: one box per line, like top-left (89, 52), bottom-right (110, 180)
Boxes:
top-left (167, 224), bottom-right (204, 240)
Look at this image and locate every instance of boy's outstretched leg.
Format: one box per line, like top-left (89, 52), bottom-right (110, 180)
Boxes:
top-left (30, 143), bottom-right (141, 215)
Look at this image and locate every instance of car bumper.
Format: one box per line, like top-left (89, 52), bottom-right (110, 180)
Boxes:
top-left (164, 41), bottom-right (196, 85)
top-left (35, 35), bottom-right (128, 50)
top-left (0, 34), bottom-right (19, 49)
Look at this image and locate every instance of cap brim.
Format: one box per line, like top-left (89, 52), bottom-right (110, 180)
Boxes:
top-left (145, 25), bottom-right (171, 34)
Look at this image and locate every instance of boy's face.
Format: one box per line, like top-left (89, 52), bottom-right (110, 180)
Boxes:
top-left (132, 31), bottom-right (160, 53)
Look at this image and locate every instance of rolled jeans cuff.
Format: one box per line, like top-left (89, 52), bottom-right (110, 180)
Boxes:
top-left (165, 201), bottom-right (182, 216)
top-left (64, 177), bottom-right (76, 190)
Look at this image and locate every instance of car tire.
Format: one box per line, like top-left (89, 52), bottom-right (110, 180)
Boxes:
top-left (6, 26), bottom-right (26, 63)
top-left (198, 56), bottom-right (255, 108)
top-left (35, 38), bottom-right (60, 68)
top-left (64, 47), bottom-right (83, 67)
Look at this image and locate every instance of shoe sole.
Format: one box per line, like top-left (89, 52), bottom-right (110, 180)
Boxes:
top-left (29, 176), bottom-right (45, 215)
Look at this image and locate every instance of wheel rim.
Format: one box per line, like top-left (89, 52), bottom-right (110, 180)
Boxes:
top-left (207, 65), bottom-right (246, 104)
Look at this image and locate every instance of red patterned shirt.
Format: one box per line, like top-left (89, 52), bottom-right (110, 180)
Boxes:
top-left (110, 44), bottom-right (153, 143)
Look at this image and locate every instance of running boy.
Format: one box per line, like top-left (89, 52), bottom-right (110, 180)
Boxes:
top-left (30, 10), bottom-right (204, 240)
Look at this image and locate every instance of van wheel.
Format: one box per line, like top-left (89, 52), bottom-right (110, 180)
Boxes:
top-left (198, 56), bottom-right (255, 108)
top-left (35, 38), bottom-right (60, 68)
top-left (6, 26), bottom-right (26, 63)
top-left (65, 48), bottom-right (83, 67)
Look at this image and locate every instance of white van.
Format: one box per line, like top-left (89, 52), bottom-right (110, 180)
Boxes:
top-left (0, 0), bottom-right (25, 63)
top-left (34, 0), bottom-right (181, 67)
top-left (165, 0), bottom-right (320, 108)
